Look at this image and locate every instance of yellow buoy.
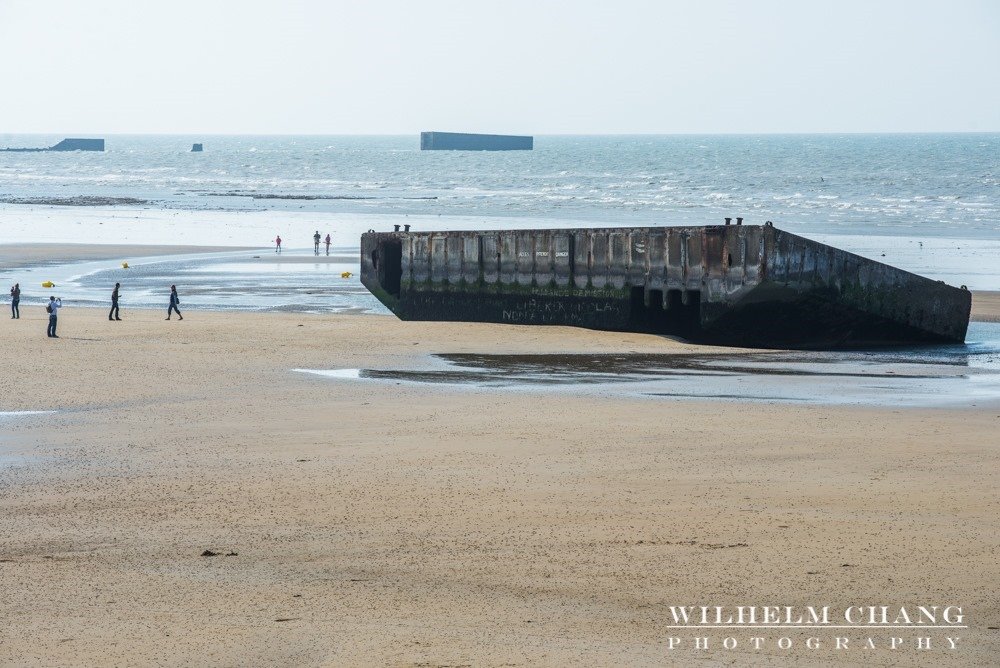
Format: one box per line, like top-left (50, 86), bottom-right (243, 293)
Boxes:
top-left (41, 281), bottom-right (55, 288)
top-left (122, 261), bottom-right (130, 269)
top-left (341, 271), bottom-right (353, 278)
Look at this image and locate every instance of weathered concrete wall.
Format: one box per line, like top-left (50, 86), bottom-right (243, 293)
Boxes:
top-left (394, 225), bottom-right (762, 302)
top-left (50, 138), bottom-right (104, 151)
top-left (753, 228), bottom-right (970, 343)
top-left (361, 224), bottom-right (972, 348)
top-left (420, 132), bottom-right (533, 151)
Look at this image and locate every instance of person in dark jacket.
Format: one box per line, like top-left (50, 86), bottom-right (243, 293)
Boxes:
top-left (10, 283), bottom-right (19, 319)
top-left (109, 282), bottom-right (121, 321)
top-left (166, 285), bottom-right (183, 320)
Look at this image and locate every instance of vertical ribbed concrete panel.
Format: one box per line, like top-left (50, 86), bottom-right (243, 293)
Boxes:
top-left (499, 232), bottom-right (516, 284)
top-left (666, 230), bottom-right (684, 289)
top-left (590, 232), bottom-right (609, 289)
top-left (462, 235), bottom-right (480, 284)
top-left (553, 233), bottom-right (572, 287)
top-left (744, 227), bottom-right (762, 285)
top-left (515, 230), bottom-right (535, 286)
top-left (628, 230), bottom-right (648, 287)
top-left (685, 233), bottom-right (702, 294)
top-left (446, 235), bottom-right (463, 283)
top-left (573, 231), bottom-right (591, 289)
top-left (534, 230), bottom-right (553, 287)
top-left (402, 236), bottom-right (414, 285)
top-left (724, 231), bottom-right (743, 289)
top-left (430, 235), bottom-right (447, 283)
top-left (482, 234), bottom-right (500, 284)
top-left (411, 235), bottom-right (430, 283)
top-left (608, 232), bottom-right (628, 290)
top-left (702, 231), bottom-right (725, 303)
top-left (646, 230), bottom-right (666, 293)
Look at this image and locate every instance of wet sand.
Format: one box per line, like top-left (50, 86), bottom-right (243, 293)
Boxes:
top-left (972, 290), bottom-right (1000, 322)
top-left (249, 253), bottom-right (359, 264)
top-left (1, 248), bottom-right (998, 665)
top-left (0, 243), bottom-right (258, 269)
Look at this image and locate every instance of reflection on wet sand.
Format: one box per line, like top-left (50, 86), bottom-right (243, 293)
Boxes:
top-left (297, 322), bottom-right (1000, 406)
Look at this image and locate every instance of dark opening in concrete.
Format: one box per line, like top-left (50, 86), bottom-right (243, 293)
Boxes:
top-left (675, 290), bottom-right (702, 336)
top-left (629, 285), bottom-right (645, 312)
top-left (667, 289), bottom-right (685, 311)
top-left (629, 286), bottom-right (701, 336)
top-left (378, 240), bottom-right (403, 297)
top-left (648, 288), bottom-right (664, 310)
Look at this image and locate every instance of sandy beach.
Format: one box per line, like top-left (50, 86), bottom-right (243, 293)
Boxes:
top-left (3, 0), bottom-right (998, 662)
top-left (1, 247), bottom-right (999, 666)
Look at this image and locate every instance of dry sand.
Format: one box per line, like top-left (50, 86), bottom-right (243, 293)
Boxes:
top-left (1, 254), bottom-right (998, 666)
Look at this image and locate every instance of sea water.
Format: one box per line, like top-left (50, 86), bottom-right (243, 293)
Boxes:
top-left (0, 133), bottom-right (996, 233)
top-left (1, 133), bottom-right (998, 309)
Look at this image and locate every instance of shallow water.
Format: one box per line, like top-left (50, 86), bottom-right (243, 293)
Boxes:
top-left (296, 323), bottom-right (1000, 407)
top-left (8, 248), bottom-right (386, 314)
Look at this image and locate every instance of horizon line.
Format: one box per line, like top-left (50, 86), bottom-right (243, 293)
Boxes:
top-left (1, 130), bottom-right (999, 138)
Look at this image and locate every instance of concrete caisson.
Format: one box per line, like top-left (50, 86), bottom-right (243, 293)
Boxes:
top-left (361, 224), bottom-right (971, 349)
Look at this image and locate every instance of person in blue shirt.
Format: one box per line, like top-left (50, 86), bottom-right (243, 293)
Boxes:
top-left (46, 296), bottom-right (61, 337)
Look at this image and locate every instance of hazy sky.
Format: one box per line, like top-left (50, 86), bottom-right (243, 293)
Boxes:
top-left (0, 0), bottom-right (997, 134)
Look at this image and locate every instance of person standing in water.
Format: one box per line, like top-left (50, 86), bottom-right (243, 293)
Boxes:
top-left (166, 285), bottom-right (183, 320)
top-left (313, 230), bottom-right (321, 255)
top-left (324, 233), bottom-right (331, 256)
top-left (275, 235), bottom-right (282, 253)
top-left (109, 282), bottom-right (121, 321)
top-left (46, 296), bottom-right (61, 338)
top-left (9, 283), bottom-right (20, 319)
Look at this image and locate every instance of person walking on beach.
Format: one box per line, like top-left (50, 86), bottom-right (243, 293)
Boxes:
top-left (313, 230), bottom-right (321, 255)
top-left (109, 282), bottom-right (121, 321)
top-left (324, 233), bottom-right (331, 256)
top-left (46, 296), bottom-right (61, 338)
top-left (166, 285), bottom-right (183, 320)
top-left (10, 283), bottom-right (20, 319)
top-left (275, 235), bottom-right (282, 253)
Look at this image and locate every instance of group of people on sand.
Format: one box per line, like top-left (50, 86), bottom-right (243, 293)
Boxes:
top-left (9, 282), bottom-right (184, 338)
top-left (13, 230), bottom-right (334, 337)
top-left (272, 232), bottom-right (332, 255)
